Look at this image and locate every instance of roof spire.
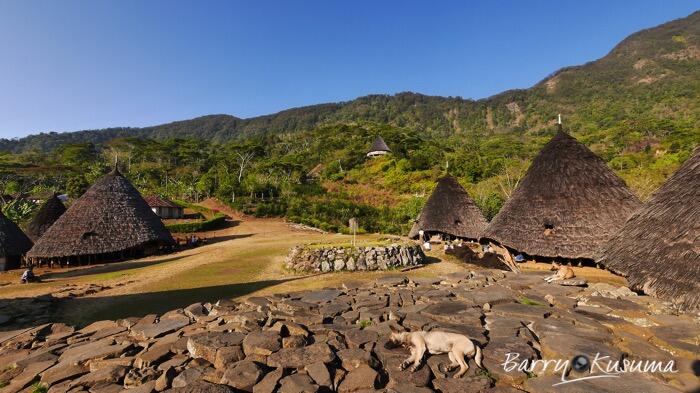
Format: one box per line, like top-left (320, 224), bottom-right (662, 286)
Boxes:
top-left (112, 155), bottom-right (122, 175)
top-left (557, 114), bottom-right (563, 133)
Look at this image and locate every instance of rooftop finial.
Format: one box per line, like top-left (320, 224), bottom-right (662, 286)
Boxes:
top-left (112, 154), bottom-right (121, 175)
top-left (557, 114), bottom-right (563, 133)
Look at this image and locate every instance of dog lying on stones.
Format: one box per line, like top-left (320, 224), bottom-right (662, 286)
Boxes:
top-left (387, 325), bottom-right (484, 378)
top-left (544, 262), bottom-right (575, 283)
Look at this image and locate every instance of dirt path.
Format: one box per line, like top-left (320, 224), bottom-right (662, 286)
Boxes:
top-left (198, 197), bottom-right (247, 220)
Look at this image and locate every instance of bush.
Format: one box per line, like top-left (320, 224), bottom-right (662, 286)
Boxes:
top-left (254, 201), bottom-right (287, 217)
top-left (165, 214), bottom-right (227, 233)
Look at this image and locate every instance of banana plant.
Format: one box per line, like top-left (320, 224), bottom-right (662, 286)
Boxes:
top-left (1, 199), bottom-right (37, 223)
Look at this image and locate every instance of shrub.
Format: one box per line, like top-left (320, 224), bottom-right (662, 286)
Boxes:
top-left (165, 214), bottom-right (227, 233)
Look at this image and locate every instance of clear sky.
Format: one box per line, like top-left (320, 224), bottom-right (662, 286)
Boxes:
top-left (0, 1), bottom-right (698, 138)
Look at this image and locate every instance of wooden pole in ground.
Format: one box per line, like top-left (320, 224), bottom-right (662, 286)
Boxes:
top-left (489, 242), bottom-right (521, 273)
top-left (349, 218), bottom-right (358, 247)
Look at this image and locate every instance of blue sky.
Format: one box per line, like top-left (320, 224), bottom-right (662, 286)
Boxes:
top-left (0, 1), bottom-right (698, 138)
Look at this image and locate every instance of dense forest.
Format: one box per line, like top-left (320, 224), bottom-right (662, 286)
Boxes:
top-left (1, 11), bottom-right (699, 234)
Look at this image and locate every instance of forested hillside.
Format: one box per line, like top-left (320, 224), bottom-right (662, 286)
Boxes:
top-left (1, 11), bottom-right (698, 234)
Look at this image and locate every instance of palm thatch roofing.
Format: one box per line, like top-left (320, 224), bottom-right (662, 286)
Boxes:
top-left (27, 168), bottom-right (174, 259)
top-left (409, 177), bottom-right (487, 241)
top-left (144, 195), bottom-right (180, 209)
top-left (367, 136), bottom-right (391, 155)
top-left (0, 212), bottom-right (32, 258)
top-left (26, 194), bottom-right (66, 242)
top-left (481, 130), bottom-right (642, 260)
top-left (597, 146), bottom-right (699, 310)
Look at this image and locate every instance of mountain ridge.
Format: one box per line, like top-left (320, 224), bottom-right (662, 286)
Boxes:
top-left (1, 10), bottom-right (699, 153)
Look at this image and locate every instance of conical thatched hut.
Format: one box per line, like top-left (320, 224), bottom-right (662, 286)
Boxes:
top-left (367, 136), bottom-right (391, 157)
top-left (26, 194), bottom-right (66, 242)
top-left (597, 146), bottom-right (699, 310)
top-left (27, 169), bottom-right (174, 265)
top-left (409, 177), bottom-right (487, 241)
top-left (0, 212), bottom-right (32, 270)
top-left (481, 130), bottom-right (641, 261)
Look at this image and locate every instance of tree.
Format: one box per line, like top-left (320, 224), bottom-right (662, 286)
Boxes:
top-left (496, 159), bottom-right (529, 200)
top-left (235, 151), bottom-right (255, 183)
top-left (66, 175), bottom-right (89, 199)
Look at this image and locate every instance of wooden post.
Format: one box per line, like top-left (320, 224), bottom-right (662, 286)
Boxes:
top-left (349, 218), bottom-right (358, 247)
top-left (489, 242), bottom-right (521, 273)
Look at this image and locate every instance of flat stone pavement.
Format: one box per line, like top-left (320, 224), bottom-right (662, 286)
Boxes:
top-left (0, 270), bottom-right (697, 393)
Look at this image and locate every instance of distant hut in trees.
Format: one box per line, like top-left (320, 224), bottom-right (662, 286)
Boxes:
top-left (367, 136), bottom-right (391, 157)
top-left (144, 195), bottom-right (184, 219)
top-left (409, 177), bottom-right (487, 242)
top-left (26, 194), bottom-right (67, 242)
top-left (481, 130), bottom-right (641, 262)
top-left (598, 146), bottom-right (699, 310)
top-left (27, 168), bottom-right (175, 266)
top-left (0, 212), bottom-right (32, 270)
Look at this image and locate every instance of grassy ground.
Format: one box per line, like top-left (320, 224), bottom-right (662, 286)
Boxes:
top-left (0, 217), bottom-right (467, 326)
top-left (0, 214), bottom-right (626, 327)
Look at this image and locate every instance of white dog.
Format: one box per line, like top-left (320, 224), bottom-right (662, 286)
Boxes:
top-left (387, 326), bottom-right (484, 378)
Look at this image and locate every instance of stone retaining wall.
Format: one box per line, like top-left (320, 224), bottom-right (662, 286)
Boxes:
top-left (285, 244), bottom-right (425, 272)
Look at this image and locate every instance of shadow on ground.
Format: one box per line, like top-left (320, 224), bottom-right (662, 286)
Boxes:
top-left (205, 233), bottom-right (253, 245)
top-left (41, 253), bottom-right (203, 280)
top-left (0, 277), bottom-right (307, 330)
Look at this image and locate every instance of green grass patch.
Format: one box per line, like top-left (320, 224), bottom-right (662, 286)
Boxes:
top-left (357, 319), bottom-right (372, 328)
top-left (82, 245), bottom-right (284, 323)
top-left (478, 368), bottom-right (497, 383)
top-left (31, 382), bottom-right (47, 393)
top-left (518, 297), bottom-right (545, 306)
top-left (88, 271), bottom-right (134, 281)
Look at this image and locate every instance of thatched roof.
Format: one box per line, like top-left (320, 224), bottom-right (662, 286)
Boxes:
top-left (409, 177), bottom-right (487, 241)
top-left (481, 130), bottom-right (641, 259)
top-left (26, 194), bottom-right (66, 242)
top-left (597, 146), bottom-right (699, 310)
top-left (367, 136), bottom-right (390, 154)
top-left (27, 169), bottom-right (174, 259)
top-left (0, 212), bottom-right (32, 258)
top-left (144, 195), bottom-right (181, 209)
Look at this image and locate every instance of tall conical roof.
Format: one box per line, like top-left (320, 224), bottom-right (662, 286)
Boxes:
top-left (0, 212), bottom-right (32, 258)
top-left (26, 194), bottom-right (66, 242)
top-left (368, 136), bottom-right (390, 154)
top-left (409, 177), bottom-right (487, 240)
top-left (481, 131), bottom-right (642, 259)
top-left (598, 146), bottom-right (699, 310)
top-left (28, 169), bottom-right (174, 259)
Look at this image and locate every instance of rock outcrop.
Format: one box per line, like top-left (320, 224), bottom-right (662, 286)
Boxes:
top-left (0, 271), bottom-right (695, 392)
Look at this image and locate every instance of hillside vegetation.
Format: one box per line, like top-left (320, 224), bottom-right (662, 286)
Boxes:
top-left (1, 11), bottom-right (699, 234)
